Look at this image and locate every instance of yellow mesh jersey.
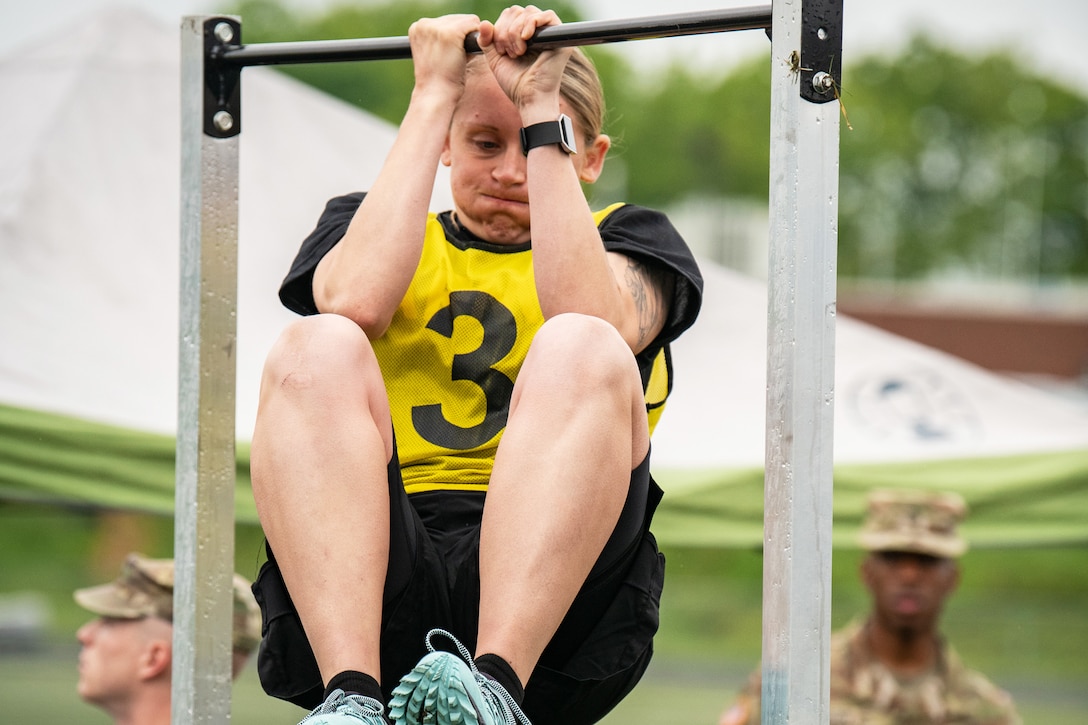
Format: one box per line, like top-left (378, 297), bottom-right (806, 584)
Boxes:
top-left (373, 205), bottom-right (671, 495)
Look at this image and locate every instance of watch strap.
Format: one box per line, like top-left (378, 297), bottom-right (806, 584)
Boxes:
top-left (520, 117), bottom-right (575, 155)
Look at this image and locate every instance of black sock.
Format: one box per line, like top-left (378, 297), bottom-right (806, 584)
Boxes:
top-left (325, 670), bottom-right (383, 704)
top-left (475, 653), bottom-right (525, 706)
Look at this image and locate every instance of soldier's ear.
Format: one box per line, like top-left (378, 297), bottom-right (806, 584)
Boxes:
top-left (859, 554), bottom-right (880, 593)
top-left (945, 561), bottom-right (961, 595)
top-left (138, 637), bottom-right (172, 681)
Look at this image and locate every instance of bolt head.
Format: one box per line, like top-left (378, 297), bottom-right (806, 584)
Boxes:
top-left (213, 22), bottom-right (235, 44)
top-left (812, 71), bottom-right (835, 93)
top-left (212, 110), bottom-right (234, 132)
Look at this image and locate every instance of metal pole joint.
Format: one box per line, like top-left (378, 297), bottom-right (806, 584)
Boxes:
top-left (203, 16), bottom-right (242, 138)
top-left (800, 0), bottom-right (843, 104)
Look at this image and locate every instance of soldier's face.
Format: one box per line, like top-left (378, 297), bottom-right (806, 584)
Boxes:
top-left (862, 551), bottom-right (959, 633)
top-left (76, 615), bottom-right (172, 709)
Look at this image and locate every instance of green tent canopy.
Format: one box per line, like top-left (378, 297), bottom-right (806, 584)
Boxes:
top-left (0, 403), bottom-right (256, 521)
top-left (4, 402), bottom-right (1085, 548)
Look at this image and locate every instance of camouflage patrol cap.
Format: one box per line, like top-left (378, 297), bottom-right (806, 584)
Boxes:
top-left (859, 489), bottom-right (968, 558)
top-left (73, 552), bottom-right (262, 653)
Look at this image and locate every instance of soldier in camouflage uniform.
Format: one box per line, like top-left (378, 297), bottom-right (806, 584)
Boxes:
top-left (718, 489), bottom-right (1021, 725)
top-left (73, 552), bottom-right (263, 725)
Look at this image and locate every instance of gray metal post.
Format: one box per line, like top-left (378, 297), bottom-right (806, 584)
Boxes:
top-left (761, 0), bottom-right (841, 723)
top-left (177, 16), bottom-right (240, 725)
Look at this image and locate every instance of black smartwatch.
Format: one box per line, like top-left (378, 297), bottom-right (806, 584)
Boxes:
top-left (520, 114), bottom-right (578, 156)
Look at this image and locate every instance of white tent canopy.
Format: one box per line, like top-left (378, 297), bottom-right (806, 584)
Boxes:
top-left (2, 7), bottom-right (1085, 547)
top-left (0, 6), bottom-right (450, 442)
top-left (653, 263), bottom-right (1088, 469)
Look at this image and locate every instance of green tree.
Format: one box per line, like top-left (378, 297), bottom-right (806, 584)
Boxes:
top-left (611, 39), bottom-right (1088, 282)
top-left (836, 37), bottom-right (1088, 281)
top-left (605, 56), bottom-right (771, 208)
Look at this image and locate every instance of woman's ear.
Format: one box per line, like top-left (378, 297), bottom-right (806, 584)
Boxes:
top-left (577, 134), bottom-right (611, 184)
top-left (440, 136), bottom-right (453, 167)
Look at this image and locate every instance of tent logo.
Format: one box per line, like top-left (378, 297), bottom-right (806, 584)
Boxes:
top-left (846, 368), bottom-right (983, 443)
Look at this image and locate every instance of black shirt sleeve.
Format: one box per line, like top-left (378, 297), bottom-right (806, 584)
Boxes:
top-left (279, 192), bottom-right (367, 316)
top-left (598, 203), bottom-right (704, 349)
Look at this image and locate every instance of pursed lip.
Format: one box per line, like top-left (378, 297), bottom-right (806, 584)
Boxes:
top-left (482, 191), bottom-right (528, 207)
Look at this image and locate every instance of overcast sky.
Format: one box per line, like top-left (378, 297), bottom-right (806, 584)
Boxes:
top-left (3, 0), bottom-right (1086, 93)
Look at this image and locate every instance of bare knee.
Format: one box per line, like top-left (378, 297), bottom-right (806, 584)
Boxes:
top-left (259, 314), bottom-right (383, 409)
top-left (523, 314), bottom-right (642, 398)
top-left (516, 314), bottom-right (650, 465)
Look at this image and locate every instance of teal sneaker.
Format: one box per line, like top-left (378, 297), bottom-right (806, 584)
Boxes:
top-left (388, 629), bottom-right (532, 725)
top-left (299, 688), bottom-right (389, 725)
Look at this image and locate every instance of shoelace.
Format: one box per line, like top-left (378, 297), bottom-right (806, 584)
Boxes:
top-left (307, 689), bottom-right (386, 722)
top-left (424, 629), bottom-right (533, 725)
top-left (340, 692), bottom-right (387, 718)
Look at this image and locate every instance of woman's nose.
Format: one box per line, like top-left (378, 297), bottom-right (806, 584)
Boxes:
top-left (493, 145), bottom-right (527, 184)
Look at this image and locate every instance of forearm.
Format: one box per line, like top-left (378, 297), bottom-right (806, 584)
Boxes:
top-left (313, 13), bottom-right (480, 336)
top-left (527, 150), bottom-right (623, 316)
top-left (312, 89), bottom-right (457, 336)
top-left (528, 149), bottom-right (668, 353)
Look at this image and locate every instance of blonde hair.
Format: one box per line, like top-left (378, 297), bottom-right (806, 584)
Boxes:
top-left (465, 48), bottom-right (605, 145)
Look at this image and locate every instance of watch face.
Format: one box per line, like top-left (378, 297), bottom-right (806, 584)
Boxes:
top-left (559, 114), bottom-right (577, 155)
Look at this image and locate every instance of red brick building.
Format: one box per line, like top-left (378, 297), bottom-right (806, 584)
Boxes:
top-left (839, 288), bottom-right (1088, 383)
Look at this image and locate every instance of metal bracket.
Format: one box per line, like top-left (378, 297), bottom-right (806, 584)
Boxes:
top-left (203, 17), bottom-right (242, 138)
top-left (800, 0), bottom-right (843, 104)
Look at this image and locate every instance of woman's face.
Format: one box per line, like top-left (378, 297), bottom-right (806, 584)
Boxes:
top-left (441, 69), bottom-right (603, 246)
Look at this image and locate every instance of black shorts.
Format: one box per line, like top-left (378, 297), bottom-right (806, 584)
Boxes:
top-left (252, 443), bottom-right (665, 725)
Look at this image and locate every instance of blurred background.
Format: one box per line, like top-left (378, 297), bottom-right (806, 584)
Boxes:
top-left (1, 0), bottom-right (1086, 722)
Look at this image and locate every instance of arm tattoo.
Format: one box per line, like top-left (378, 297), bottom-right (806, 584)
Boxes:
top-left (623, 256), bottom-right (675, 348)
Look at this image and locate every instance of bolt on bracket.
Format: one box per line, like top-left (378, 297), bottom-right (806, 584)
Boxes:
top-left (202, 17), bottom-right (242, 138)
top-left (800, 0), bottom-right (843, 104)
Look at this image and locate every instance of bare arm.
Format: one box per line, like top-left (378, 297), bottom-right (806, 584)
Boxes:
top-left (312, 14), bottom-right (481, 338)
top-left (526, 149), bottom-right (672, 353)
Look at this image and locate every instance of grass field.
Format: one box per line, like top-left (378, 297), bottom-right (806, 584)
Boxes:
top-left (2, 646), bottom-right (1086, 723)
top-left (1, 503), bottom-right (1085, 723)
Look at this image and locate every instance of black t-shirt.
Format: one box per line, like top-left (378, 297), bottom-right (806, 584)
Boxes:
top-left (280, 193), bottom-right (704, 377)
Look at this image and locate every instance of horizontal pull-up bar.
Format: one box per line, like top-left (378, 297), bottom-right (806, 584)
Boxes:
top-left (215, 6), bottom-right (772, 67)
